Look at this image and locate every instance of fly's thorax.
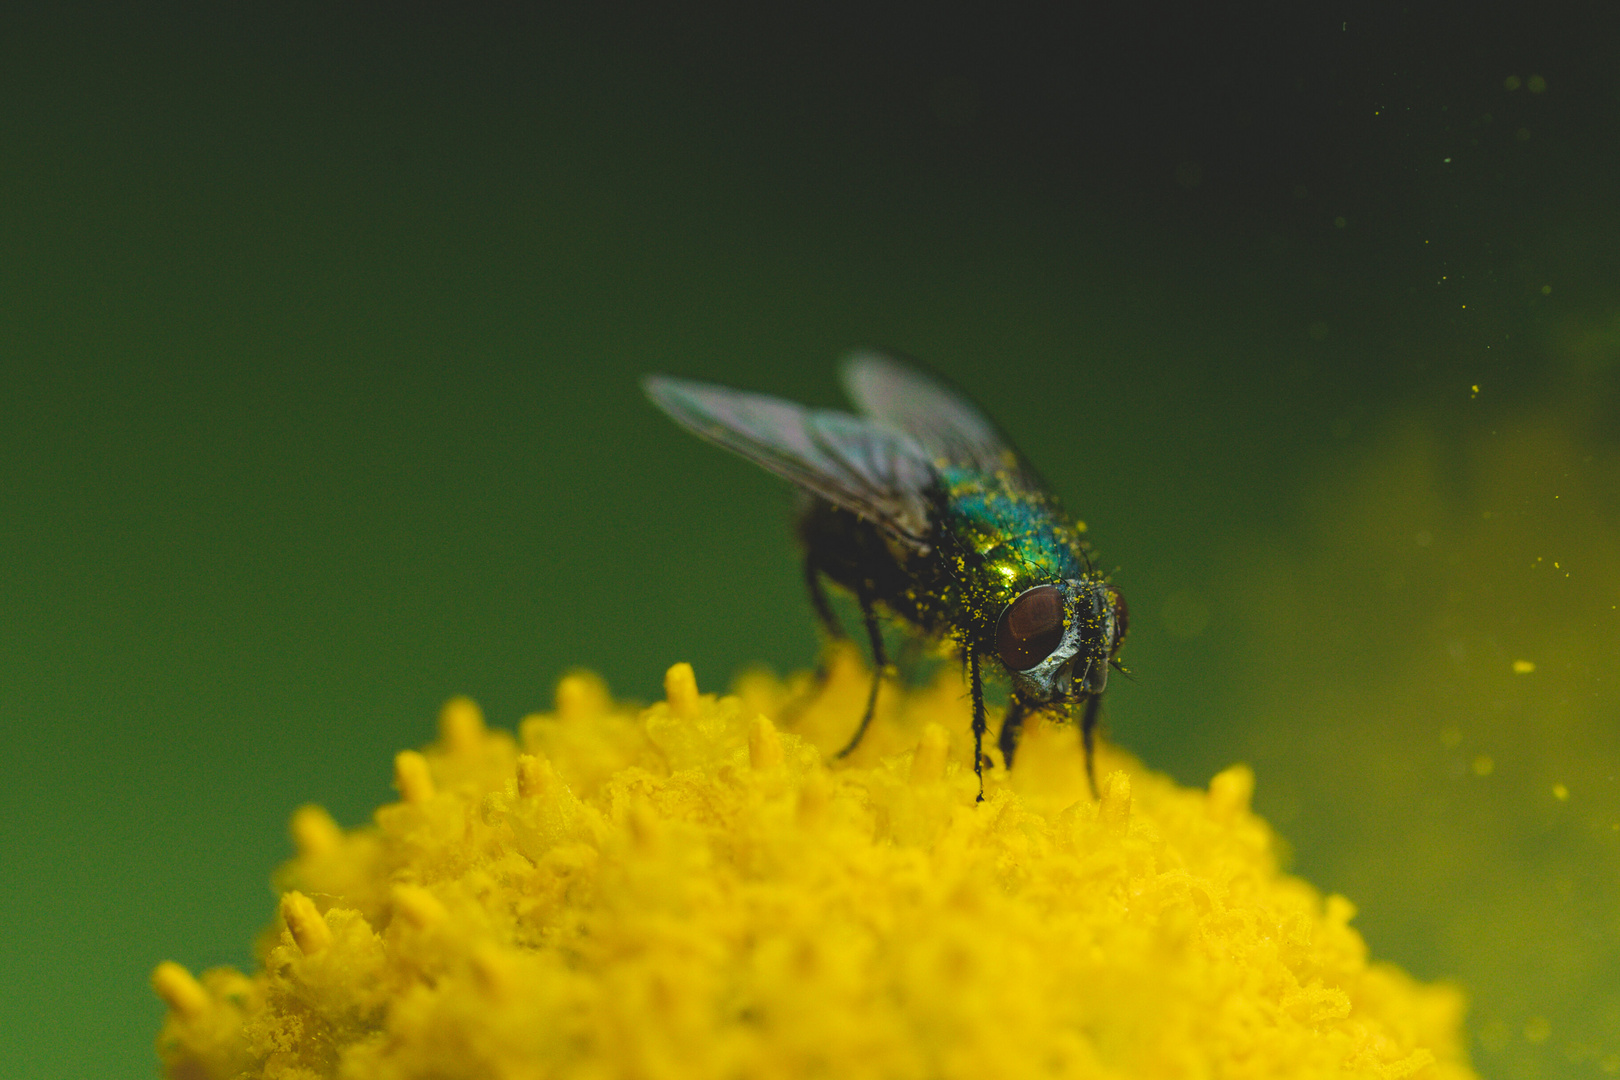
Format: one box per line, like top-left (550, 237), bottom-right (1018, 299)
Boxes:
top-left (996, 578), bottom-right (1121, 705)
top-left (938, 475), bottom-right (1094, 598)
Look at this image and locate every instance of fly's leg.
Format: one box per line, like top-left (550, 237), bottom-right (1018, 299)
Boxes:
top-left (835, 589), bottom-right (888, 759)
top-left (804, 556), bottom-right (845, 644)
top-left (1080, 693), bottom-right (1103, 799)
top-left (998, 695), bottom-right (1028, 772)
top-left (803, 558), bottom-right (847, 689)
top-left (969, 649), bottom-right (988, 802)
top-left (781, 559), bottom-right (847, 729)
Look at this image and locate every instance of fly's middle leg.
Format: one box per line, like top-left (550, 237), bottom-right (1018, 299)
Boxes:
top-left (780, 558), bottom-right (849, 730)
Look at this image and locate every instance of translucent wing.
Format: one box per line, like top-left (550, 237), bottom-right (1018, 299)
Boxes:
top-left (841, 349), bottom-right (1022, 476)
top-left (643, 374), bottom-right (938, 546)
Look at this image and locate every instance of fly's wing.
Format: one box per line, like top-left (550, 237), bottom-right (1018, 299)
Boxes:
top-left (643, 374), bottom-right (938, 547)
top-left (841, 349), bottom-right (1032, 480)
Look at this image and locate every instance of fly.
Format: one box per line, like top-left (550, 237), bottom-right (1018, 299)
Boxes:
top-left (643, 350), bottom-right (1127, 800)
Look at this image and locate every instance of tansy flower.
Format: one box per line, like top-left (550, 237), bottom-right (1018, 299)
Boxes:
top-left (153, 648), bottom-right (1474, 1080)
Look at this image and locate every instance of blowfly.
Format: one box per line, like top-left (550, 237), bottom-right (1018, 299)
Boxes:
top-left (643, 351), bottom-right (1127, 800)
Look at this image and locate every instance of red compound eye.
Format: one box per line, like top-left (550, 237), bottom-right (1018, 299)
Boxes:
top-left (996, 585), bottom-right (1065, 671)
top-left (1108, 587), bottom-right (1129, 655)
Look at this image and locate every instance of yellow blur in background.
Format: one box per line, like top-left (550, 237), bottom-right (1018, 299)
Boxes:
top-left (1214, 365), bottom-right (1620, 1078)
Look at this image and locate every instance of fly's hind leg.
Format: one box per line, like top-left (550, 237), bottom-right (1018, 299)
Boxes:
top-left (998, 695), bottom-right (1029, 772)
top-left (805, 556), bottom-right (845, 645)
top-left (835, 589), bottom-right (888, 758)
top-left (1080, 693), bottom-right (1103, 799)
top-left (781, 558), bottom-right (847, 729)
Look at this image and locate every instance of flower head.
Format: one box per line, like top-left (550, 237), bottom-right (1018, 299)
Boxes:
top-left (155, 649), bottom-right (1473, 1079)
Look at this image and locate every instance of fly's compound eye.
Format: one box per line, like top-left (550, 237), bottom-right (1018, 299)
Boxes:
top-left (1108, 586), bottom-right (1129, 655)
top-left (996, 585), bottom-right (1066, 671)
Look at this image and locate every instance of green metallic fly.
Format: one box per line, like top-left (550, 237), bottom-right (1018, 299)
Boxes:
top-left (644, 351), bottom-right (1127, 800)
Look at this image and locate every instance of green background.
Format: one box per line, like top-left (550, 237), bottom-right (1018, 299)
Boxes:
top-left (2, 5), bottom-right (1616, 1077)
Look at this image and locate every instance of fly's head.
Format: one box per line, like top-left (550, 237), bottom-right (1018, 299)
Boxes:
top-left (994, 579), bottom-right (1127, 705)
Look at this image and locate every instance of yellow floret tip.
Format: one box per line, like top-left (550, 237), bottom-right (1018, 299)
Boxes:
top-left (151, 961), bottom-right (210, 1021)
top-left (515, 752), bottom-right (555, 798)
top-left (1100, 768), bottom-right (1132, 834)
top-left (748, 713), bottom-right (785, 770)
top-left (437, 694), bottom-right (486, 753)
top-left (553, 669), bottom-right (610, 721)
top-left (154, 658), bottom-right (1477, 1080)
top-left (663, 660), bottom-right (700, 718)
top-left (393, 749), bottom-right (435, 803)
top-left (1208, 761), bottom-right (1256, 819)
top-left (909, 721), bottom-right (949, 784)
top-left (390, 883), bottom-right (448, 930)
top-left (289, 803), bottom-right (342, 856)
top-left (280, 890), bottom-right (332, 956)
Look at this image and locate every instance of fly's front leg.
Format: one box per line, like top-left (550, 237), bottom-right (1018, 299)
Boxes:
top-left (1080, 693), bottom-right (1102, 799)
top-left (835, 588), bottom-right (888, 758)
top-left (998, 695), bottom-right (1028, 772)
top-left (969, 649), bottom-right (987, 802)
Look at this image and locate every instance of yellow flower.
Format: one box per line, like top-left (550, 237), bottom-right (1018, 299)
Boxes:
top-left (154, 648), bottom-right (1474, 1080)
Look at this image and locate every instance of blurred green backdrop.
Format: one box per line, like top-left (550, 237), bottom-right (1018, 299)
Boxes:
top-left (1, 5), bottom-right (1616, 1078)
